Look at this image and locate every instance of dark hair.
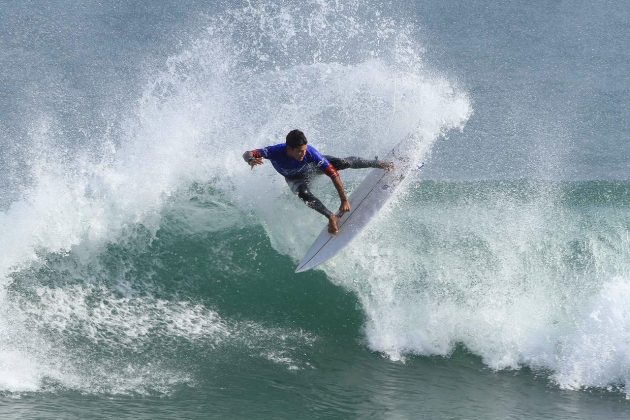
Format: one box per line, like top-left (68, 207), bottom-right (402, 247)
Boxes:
top-left (286, 129), bottom-right (308, 148)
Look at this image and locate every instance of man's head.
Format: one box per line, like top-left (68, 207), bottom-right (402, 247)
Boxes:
top-left (285, 129), bottom-right (308, 161)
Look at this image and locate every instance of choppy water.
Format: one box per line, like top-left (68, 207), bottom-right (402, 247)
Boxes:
top-left (1, 1), bottom-right (629, 418)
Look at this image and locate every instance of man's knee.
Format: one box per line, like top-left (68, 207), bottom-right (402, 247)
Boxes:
top-left (325, 155), bottom-right (350, 170)
top-left (297, 184), bottom-right (314, 202)
top-left (296, 184), bottom-right (332, 217)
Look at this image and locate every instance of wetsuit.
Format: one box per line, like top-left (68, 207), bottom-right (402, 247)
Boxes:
top-left (251, 143), bottom-right (382, 218)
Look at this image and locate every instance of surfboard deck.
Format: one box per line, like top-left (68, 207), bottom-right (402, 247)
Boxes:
top-left (295, 139), bottom-right (417, 273)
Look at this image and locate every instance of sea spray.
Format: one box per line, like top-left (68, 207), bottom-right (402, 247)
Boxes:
top-left (0, 0), bottom-right (470, 394)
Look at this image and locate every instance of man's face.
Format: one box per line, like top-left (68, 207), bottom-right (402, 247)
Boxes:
top-left (287, 144), bottom-right (308, 161)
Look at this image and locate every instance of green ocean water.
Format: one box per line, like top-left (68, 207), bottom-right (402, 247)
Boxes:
top-left (2, 181), bottom-right (629, 418)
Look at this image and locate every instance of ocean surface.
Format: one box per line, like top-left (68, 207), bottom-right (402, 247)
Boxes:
top-left (1, 1), bottom-right (629, 418)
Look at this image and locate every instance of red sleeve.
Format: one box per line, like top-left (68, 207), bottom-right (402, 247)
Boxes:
top-left (323, 163), bottom-right (339, 178)
top-left (251, 149), bottom-right (263, 159)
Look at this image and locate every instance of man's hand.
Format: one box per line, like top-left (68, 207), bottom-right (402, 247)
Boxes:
top-left (339, 199), bottom-right (351, 214)
top-left (248, 157), bottom-right (263, 169)
top-left (243, 151), bottom-right (263, 169)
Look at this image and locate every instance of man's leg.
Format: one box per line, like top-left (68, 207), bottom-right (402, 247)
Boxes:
top-left (287, 178), bottom-right (339, 234)
top-left (296, 183), bottom-right (333, 217)
top-left (325, 155), bottom-right (391, 170)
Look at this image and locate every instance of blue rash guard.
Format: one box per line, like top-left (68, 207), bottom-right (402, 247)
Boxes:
top-left (252, 144), bottom-right (339, 179)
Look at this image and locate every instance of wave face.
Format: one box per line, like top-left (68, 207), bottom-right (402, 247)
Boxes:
top-left (1, 0), bottom-right (629, 404)
top-left (0, 0), bottom-right (470, 395)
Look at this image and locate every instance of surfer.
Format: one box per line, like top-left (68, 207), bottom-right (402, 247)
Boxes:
top-left (243, 129), bottom-right (391, 234)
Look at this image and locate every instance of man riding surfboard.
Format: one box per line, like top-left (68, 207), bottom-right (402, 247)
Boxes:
top-left (243, 129), bottom-right (391, 234)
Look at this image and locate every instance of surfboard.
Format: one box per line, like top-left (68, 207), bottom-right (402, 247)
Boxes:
top-left (295, 138), bottom-right (418, 273)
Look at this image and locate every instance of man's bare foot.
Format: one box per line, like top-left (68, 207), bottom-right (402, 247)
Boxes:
top-left (328, 214), bottom-right (339, 234)
top-left (379, 161), bottom-right (394, 171)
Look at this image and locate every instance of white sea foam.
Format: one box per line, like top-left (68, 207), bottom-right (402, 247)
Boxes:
top-left (553, 276), bottom-right (630, 392)
top-left (323, 183), bottom-right (630, 394)
top-left (1, 281), bottom-right (317, 394)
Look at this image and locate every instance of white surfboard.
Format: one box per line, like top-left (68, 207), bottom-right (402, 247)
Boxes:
top-left (295, 139), bottom-right (418, 273)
